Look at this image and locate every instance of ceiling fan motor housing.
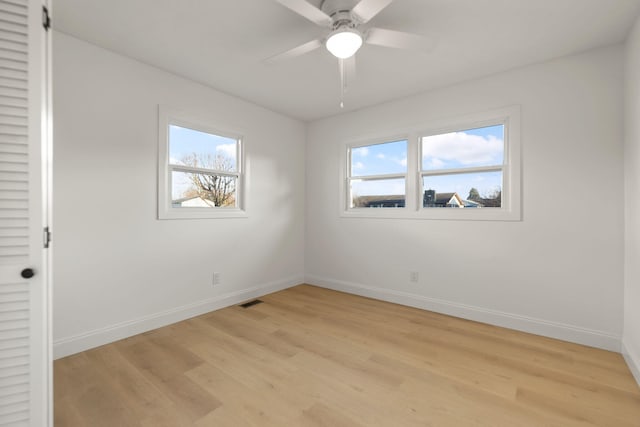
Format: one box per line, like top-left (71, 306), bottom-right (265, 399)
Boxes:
top-left (321, 0), bottom-right (361, 27)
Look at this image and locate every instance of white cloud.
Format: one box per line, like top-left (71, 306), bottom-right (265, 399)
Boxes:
top-left (422, 132), bottom-right (503, 165)
top-left (353, 146), bottom-right (369, 157)
top-left (390, 181), bottom-right (405, 195)
top-left (376, 153), bottom-right (385, 159)
top-left (425, 157), bottom-right (444, 169)
top-left (216, 143), bottom-right (236, 158)
top-left (389, 156), bottom-right (407, 168)
top-left (353, 161), bottom-right (365, 170)
top-left (352, 179), bottom-right (405, 196)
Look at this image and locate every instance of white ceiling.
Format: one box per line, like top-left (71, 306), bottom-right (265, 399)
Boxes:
top-left (53, 0), bottom-right (640, 121)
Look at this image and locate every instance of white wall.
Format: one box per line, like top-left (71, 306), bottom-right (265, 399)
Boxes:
top-left (624, 15), bottom-right (640, 383)
top-left (306, 46), bottom-right (625, 351)
top-left (53, 30), bottom-right (630, 360)
top-left (52, 33), bottom-right (306, 358)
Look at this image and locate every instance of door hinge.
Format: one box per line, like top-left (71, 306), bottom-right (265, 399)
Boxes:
top-left (43, 227), bottom-right (51, 249)
top-left (42, 6), bottom-right (50, 31)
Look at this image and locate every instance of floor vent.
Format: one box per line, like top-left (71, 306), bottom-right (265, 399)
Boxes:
top-left (239, 299), bottom-right (263, 308)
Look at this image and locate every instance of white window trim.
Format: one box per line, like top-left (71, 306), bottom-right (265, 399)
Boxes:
top-left (340, 106), bottom-right (521, 221)
top-left (158, 105), bottom-right (247, 220)
top-left (341, 135), bottom-right (416, 218)
top-left (346, 136), bottom-right (411, 210)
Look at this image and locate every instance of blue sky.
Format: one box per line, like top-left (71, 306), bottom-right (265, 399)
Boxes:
top-left (169, 125), bottom-right (237, 169)
top-left (351, 125), bottom-right (504, 201)
top-left (170, 123), bottom-right (503, 203)
top-left (169, 125), bottom-right (238, 201)
top-left (351, 140), bottom-right (407, 176)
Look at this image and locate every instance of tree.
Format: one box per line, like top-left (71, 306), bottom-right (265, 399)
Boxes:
top-left (468, 187), bottom-right (481, 201)
top-left (481, 188), bottom-right (501, 207)
top-left (181, 152), bottom-right (236, 207)
top-left (485, 189), bottom-right (501, 201)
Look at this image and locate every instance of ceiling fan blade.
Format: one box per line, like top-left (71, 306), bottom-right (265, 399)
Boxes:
top-left (276, 0), bottom-right (332, 26)
top-left (366, 27), bottom-right (436, 52)
top-left (265, 39), bottom-right (323, 63)
top-left (352, 0), bottom-right (394, 23)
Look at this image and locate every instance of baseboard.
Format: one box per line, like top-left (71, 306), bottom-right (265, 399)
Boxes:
top-left (305, 275), bottom-right (621, 352)
top-left (622, 340), bottom-right (640, 387)
top-left (53, 276), bottom-right (303, 359)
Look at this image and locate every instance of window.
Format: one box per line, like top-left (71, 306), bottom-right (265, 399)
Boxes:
top-left (342, 106), bottom-right (521, 220)
top-left (348, 140), bottom-right (408, 209)
top-left (158, 106), bottom-right (245, 219)
top-left (421, 124), bottom-right (504, 209)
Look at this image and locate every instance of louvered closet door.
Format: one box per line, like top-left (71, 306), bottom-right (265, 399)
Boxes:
top-left (0, 0), bottom-right (49, 426)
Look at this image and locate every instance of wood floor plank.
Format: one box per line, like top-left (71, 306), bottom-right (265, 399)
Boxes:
top-left (83, 345), bottom-right (178, 421)
top-left (54, 284), bottom-right (640, 426)
top-left (297, 402), bottom-right (366, 427)
top-left (187, 364), bottom-right (312, 427)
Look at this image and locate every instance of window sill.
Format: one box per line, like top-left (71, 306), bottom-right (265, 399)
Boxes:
top-left (341, 207), bottom-right (521, 221)
top-left (158, 208), bottom-right (248, 220)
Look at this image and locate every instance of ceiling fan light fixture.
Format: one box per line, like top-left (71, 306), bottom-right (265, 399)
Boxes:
top-left (326, 27), bottom-right (363, 59)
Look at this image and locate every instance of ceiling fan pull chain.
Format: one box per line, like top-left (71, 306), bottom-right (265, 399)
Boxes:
top-left (339, 58), bottom-right (345, 108)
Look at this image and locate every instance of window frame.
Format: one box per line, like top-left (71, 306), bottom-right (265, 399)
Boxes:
top-left (158, 106), bottom-right (247, 220)
top-left (340, 106), bottom-right (521, 221)
top-left (346, 137), bottom-right (410, 210)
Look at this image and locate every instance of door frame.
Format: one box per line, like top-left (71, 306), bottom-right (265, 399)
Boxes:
top-left (27, 0), bottom-right (52, 424)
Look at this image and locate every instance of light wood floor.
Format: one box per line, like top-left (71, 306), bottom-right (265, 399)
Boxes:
top-left (54, 285), bottom-right (640, 426)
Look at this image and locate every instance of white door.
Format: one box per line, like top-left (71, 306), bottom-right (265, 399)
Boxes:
top-left (0, 0), bottom-right (51, 425)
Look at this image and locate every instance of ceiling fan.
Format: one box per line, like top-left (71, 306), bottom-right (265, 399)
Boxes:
top-left (270, 0), bottom-right (435, 107)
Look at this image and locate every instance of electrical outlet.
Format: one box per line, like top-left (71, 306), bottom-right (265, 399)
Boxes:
top-left (213, 272), bottom-right (221, 286)
top-left (410, 271), bottom-right (419, 283)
